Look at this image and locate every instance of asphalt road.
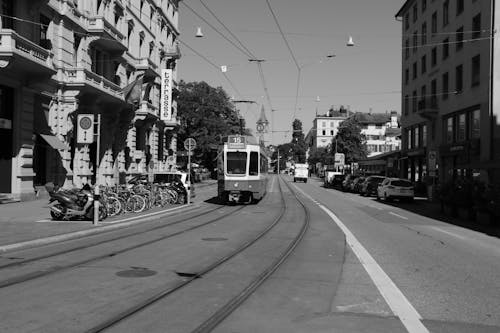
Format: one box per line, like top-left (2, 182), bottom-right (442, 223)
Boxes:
top-left (287, 176), bottom-right (500, 332)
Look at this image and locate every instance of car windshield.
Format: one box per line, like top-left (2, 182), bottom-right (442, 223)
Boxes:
top-left (369, 177), bottom-right (385, 183)
top-left (391, 180), bottom-right (413, 187)
top-left (227, 152), bottom-right (247, 175)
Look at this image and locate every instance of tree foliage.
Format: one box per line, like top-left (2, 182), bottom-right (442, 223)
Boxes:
top-left (334, 116), bottom-right (367, 163)
top-left (176, 80), bottom-right (247, 170)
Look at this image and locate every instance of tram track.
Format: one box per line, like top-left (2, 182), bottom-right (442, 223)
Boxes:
top-left (0, 204), bottom-right (247, 289)
top-left (86, 175), bottom-right (310, 333)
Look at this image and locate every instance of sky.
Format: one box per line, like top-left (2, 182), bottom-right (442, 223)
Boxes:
top-left (177, 0), bottom-right (405, 145)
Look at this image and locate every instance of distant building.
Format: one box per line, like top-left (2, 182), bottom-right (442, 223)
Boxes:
top-left (353, 111), bottom-right (401, 158)
top-left (305, 106), bottom-right (352, 149)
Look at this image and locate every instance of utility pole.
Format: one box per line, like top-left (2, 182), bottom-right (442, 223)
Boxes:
top-left (277, 150), bottom-right (280, 174)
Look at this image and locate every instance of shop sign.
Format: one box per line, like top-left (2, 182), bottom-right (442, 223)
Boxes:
top-left (334, 153), bottom-right (345, 167)
top-left (160, 69), bottom-right (172, 121)
top-left (450, 145), bottom-right (464, 152)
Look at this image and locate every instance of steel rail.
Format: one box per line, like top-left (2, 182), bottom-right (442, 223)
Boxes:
top-left (191, 176), bottom-right (310, 332)
top-left (0, 205), bottom-right (246, 289)
top-left (85, 176), bottom-right (288, 333)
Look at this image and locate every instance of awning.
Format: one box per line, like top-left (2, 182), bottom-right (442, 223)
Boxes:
top-left (39, 134), bottom-right (70, 150)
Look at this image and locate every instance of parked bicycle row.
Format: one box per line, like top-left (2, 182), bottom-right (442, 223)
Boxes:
top-left (45, 176), bottom-right (189, 221)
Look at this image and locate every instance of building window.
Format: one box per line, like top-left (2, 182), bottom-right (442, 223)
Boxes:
top-left (421, 22), bottom-right (427, 45)
top-left (322, 130), bottom-right (326, 135)
top-left (322, 121), bottom-right (326, 127)
top-left (456, 26), bottom-right (464, 50)
top-left (404, 95), bottom-right (409, 115)
top-left (456, 0), bottom-right (464, 15)
top-left (415, 126), bottom-right (420, 148)
top-left (421, 85), bottom-right (426, 104)
top-left (407, 129), bottom-right (412, 150)
top-left (455, 64), bottom-right (463, 93)
top-left (457, 113), bottom-right (466, 141)
top-left (470, 109), bottom-right (480, 138)
top-left (405, 68), bottom-right (409, 85)
top-left (330, 130), bottom-right (334, 135)
top-left (413, 31), bottom-right (418, 53)
top-left (442, 72), bottom-right (449, 99)
top-left (413, 62), bottom-right (417, 79)
top-left (405, 39), bottom-right (410, 59)
top-left (471, 55), bottom-right (480, 87)
top-left (431, 79), bottom-right (437, 107)
top-left (413, 4), bottom-right (418, 22)
top-left (443, 1), bottom-right (449, 26)
top-left (405, 12), bottom-right (410, 30)
top-left (412, 91), bottom-right (417, 113)
top-left (422, 124), bottom-right (427, 147)
top-left (442, 38), bottom-right (449, 59)
top-left (446, 117), bottom-right (453, 143)
top-left (421, 55), bottom-right (427, 73)
top-left (422, 0), bottom-right (426, 12)
top-left (472, 13), bottom-right (481, 39)
top-left (431, 47), bottom-right (437, 67)
top-left (1, 0), bottom-right (14, 29)
top-left (431, 11), bottom-right (437, 35)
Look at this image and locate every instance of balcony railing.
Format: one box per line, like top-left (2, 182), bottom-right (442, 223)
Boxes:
top-left (417, 97), bottom-right (438, 119)
top-left (62, 68), bottom-right (123, 99)
top-left (88, 16), bottom-right (126, 51)
top-left (136, 57), bottom-right (160, 77)
top-left (0, 30), bottom-right (54, 71)
top-left (136, 101), bottom-right (159, 119)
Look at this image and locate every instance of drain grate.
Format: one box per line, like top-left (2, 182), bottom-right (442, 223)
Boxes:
top-left (201, 237), bottom-right (228, 242)
top-left (116, 266), bottom-right (157, 278)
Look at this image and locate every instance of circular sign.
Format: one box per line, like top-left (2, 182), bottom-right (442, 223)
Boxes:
top-left (256, 124), bottom-right (264, 132)
top-left (79, 116), bottom-right (92, 130)
top-left (184, 138), bottom-right (196, 151)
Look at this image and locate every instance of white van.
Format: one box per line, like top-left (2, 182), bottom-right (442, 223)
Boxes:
top-left (293, 163), bottom-right (309, 183)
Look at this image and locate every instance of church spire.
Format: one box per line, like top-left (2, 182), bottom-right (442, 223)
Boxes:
top-left (257, 105), bottom-right (269, 125)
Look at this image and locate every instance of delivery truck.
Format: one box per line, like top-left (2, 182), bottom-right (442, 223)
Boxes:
top-left (293, 163), bottom-right (309, 183)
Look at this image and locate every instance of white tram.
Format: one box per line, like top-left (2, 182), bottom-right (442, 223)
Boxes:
top-left (217, 135), bottom-right (269, 204)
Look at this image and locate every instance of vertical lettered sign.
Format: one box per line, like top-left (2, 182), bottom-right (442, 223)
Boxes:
top-left (160, 69), bottom-right (172, 121)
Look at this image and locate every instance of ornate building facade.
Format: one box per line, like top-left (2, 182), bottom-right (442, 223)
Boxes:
top-left (0, 0), bottom-right (181, 201)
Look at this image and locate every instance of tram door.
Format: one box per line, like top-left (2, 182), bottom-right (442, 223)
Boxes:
top-left (217, 147), bottom-right (225, 197)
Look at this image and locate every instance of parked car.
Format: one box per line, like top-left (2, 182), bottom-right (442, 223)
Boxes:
top-left (342, 175), bottom-right (359, 192)
top-left (154, 171), bottom-right (195, 199)
top-left (329, 173), bottom-right (346, 189)
top-left (360, 176), bottom-right (387, 197)
top-left (377, 178), bottom-right (414, 202)
top-left (351, 177), bottom-right (366, 193)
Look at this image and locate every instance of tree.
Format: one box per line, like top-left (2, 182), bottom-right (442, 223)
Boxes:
top-left (176, 80), bottom-right (245, 170)
top-left (307, 146), bottom-right (334, 165)
top-left (334, 116), bottom-right (367, 164)
top-left (291, 119), bottom-right (307, 163)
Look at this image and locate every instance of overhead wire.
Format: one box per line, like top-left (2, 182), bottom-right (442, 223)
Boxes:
top-left (264, 0), bottom-right (302, 124)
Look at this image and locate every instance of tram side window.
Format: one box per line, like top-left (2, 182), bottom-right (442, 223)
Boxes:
top-left (249, 152), bottom-right (259, 175)
top-left (227, 152), bottom-right (247, 174)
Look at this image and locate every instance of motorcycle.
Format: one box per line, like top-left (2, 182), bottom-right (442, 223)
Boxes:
top-left (46, 184), bottom-right (107, 221)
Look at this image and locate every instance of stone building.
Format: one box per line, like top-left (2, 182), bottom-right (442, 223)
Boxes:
top-left (395, 0), bottom-right (500, 184)
top-left (0, 0), bottom-right (181, 201)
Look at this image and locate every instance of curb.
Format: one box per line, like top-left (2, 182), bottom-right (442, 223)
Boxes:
top-left (0, 203), bottom-right (201, 254)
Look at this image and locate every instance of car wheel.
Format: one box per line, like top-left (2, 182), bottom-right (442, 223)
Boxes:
top-left (376, 192), bottom-right (380, 201)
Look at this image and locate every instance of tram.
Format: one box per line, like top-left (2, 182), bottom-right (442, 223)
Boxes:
top-left (217, 135), bottom-right (269, 204)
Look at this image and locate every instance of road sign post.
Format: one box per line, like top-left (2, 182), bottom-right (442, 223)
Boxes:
top-left (184, 138), bottom-right (196, 205)
top-left (93, 114), bottom-right (101, 225)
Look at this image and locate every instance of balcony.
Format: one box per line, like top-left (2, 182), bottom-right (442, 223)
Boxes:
top-left (162, 43), bottom-right (181, 60)
top-left (135, 57), bottom-right (160, 78)
top-left (417, 97), bottom-right (439, 120)
top-left (135, 101), bottom-right (159, 121)
top-left (61, 68), bottom-right (124, 101)
top-left (0, 30), bottom-right (55, 76)
top-left (163, 117), bottom-right (180, 129)
top-left (87, 16), bottom-right (127, 52)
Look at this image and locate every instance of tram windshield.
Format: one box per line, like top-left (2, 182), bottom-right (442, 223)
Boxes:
top-left (226, 152), bottom-right (247, 175)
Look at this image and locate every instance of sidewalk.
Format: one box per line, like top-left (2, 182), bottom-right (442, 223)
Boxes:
top-left (0, 179), bottom-right (217, 252)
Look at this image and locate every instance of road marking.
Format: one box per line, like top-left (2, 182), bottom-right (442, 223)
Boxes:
top-left (428, 226), bottom-right (466, 240)
top-left (389, 212), bottom-right (409, 220)
top-left (293, 185), bottom-right (429, 333)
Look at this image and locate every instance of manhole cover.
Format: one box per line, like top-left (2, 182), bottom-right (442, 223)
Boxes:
top-left (202, 237), bottom-right (228, 242)
top-left (116, 267), bottom-right (157, 278)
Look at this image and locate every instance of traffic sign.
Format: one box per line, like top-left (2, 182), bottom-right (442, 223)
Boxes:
top-left (184, 138), bottom-right (196, 151)
top-left (77, 114), bottom-right (94, 144)
top-left (334, 153), bottom-right (345, 166)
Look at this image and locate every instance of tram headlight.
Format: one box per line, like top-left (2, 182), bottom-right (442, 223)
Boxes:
top-left (234, 182), bottom-right (239, 188)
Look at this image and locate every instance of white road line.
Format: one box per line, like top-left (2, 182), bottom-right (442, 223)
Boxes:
top-left (293, 185), bottom-right (429, 333)
top-left (389, 211), bottom-right (409, 220)
top-left (428, 226), bottom-right (466, 240)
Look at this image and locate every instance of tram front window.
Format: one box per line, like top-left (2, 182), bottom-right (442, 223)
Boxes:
top-left (227, 152), bottom-right (247, 175)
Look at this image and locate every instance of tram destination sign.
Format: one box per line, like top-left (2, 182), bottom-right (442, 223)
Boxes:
top-left (227, 135), bottom-right (246, 149)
